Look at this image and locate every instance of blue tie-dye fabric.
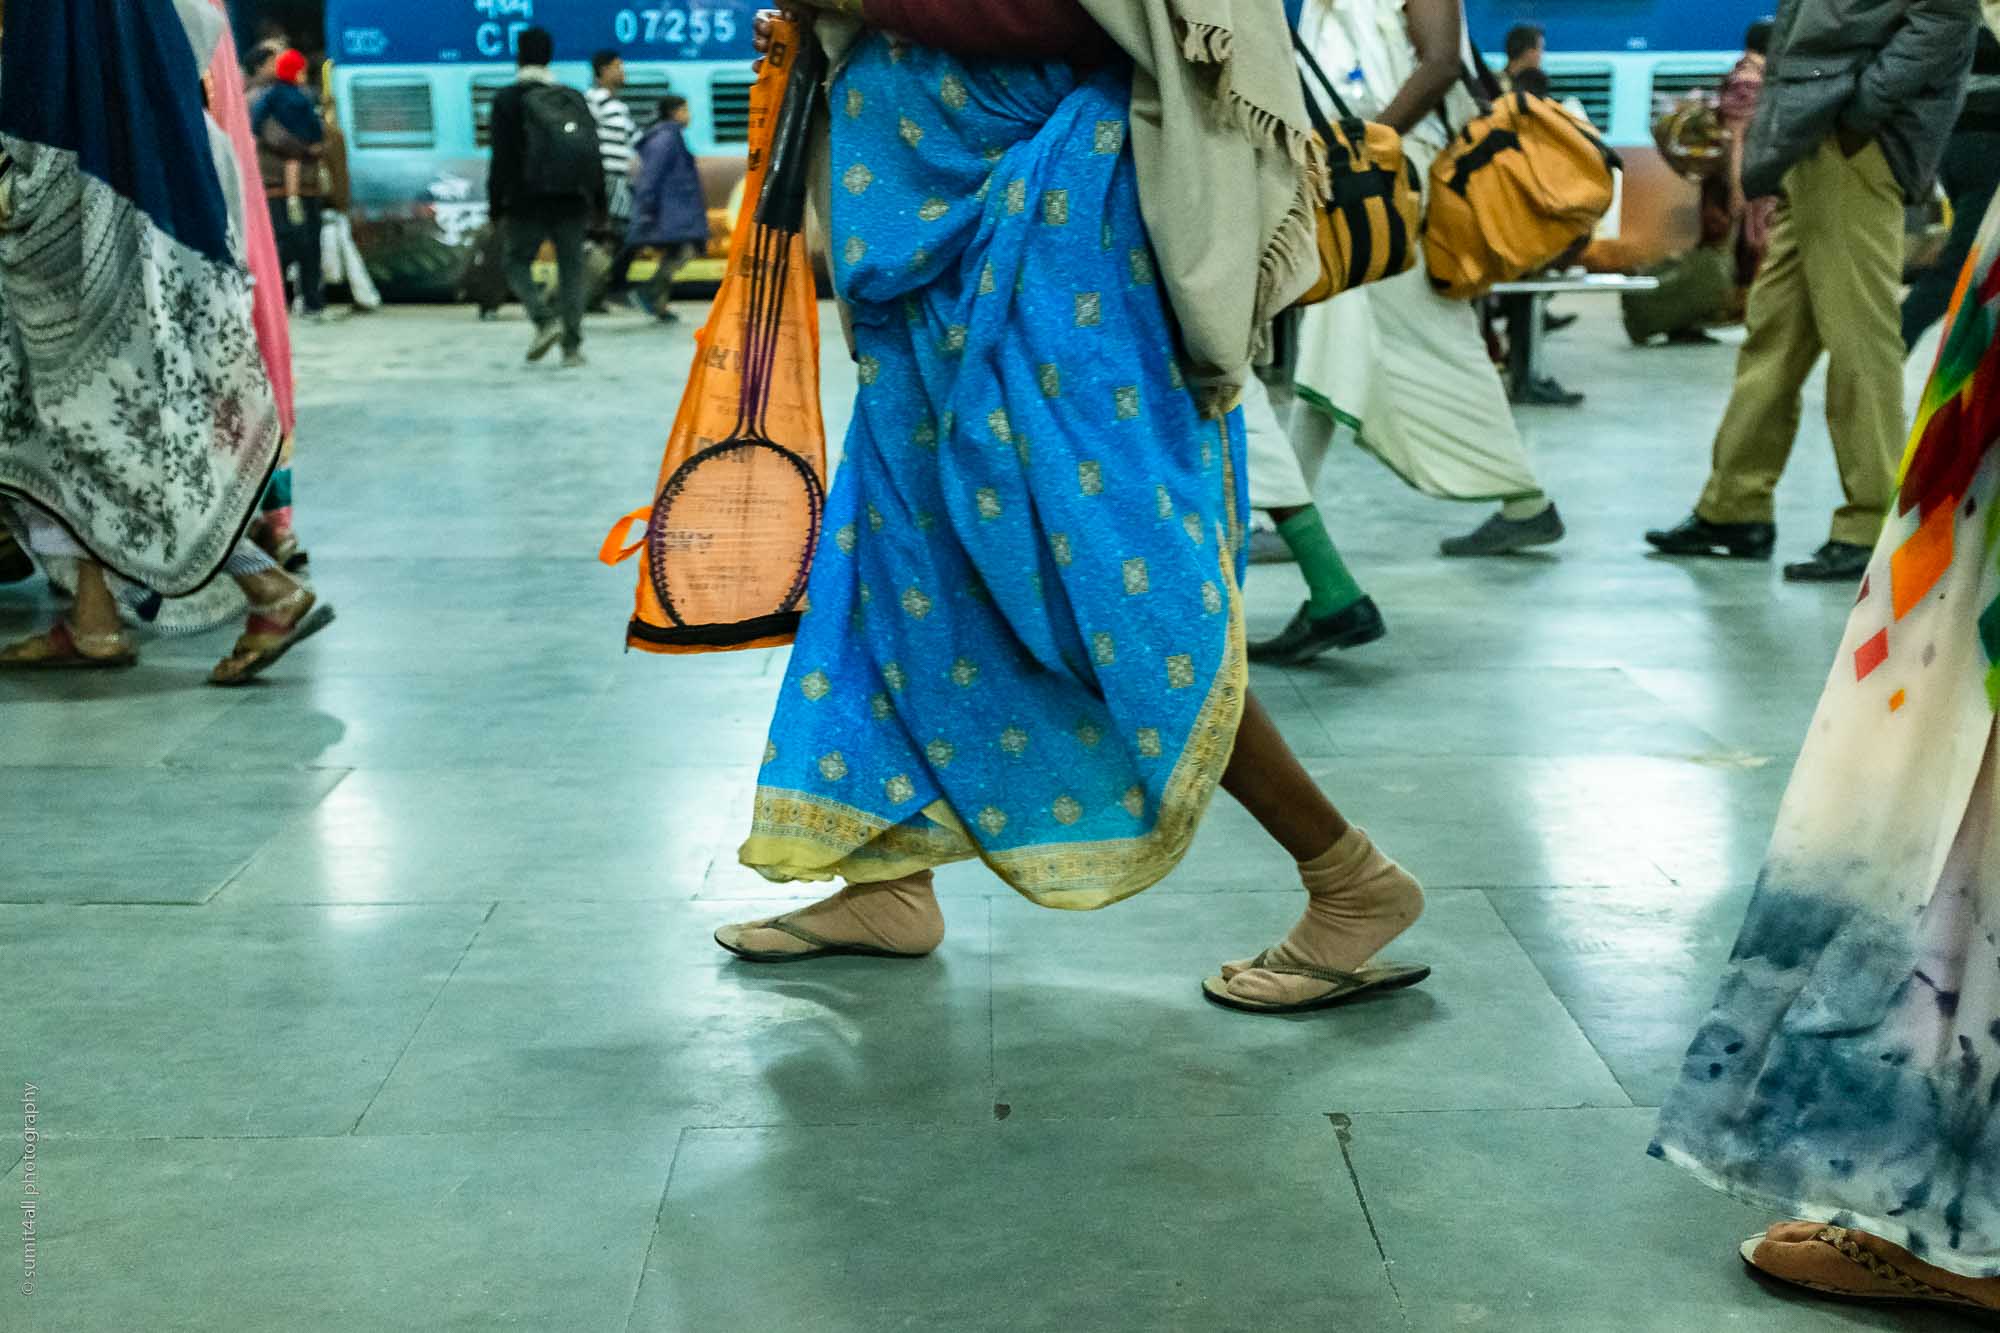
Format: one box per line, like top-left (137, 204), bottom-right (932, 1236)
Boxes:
top-left (740, 34), bottom-right (1248, 910)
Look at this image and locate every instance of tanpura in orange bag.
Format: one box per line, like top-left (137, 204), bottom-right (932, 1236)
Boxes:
top-left (600, 19), bottom-right (827, 654)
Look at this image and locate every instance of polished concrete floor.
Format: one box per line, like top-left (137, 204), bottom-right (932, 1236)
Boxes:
top-left (0, 301), bottom-right (1972, 1330)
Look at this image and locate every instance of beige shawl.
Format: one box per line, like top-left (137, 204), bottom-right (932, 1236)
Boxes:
top-left (1077, 0), bottom-right (1322, 409)
top-left (818, 1), bottom-right (1322, 412)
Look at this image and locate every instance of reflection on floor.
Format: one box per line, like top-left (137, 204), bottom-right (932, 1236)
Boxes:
top-left (1, 304), bottom-right (1969, 1330)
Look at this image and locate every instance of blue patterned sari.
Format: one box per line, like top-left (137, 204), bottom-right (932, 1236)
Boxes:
top-left (740, 34), bottom-right (1247, 910)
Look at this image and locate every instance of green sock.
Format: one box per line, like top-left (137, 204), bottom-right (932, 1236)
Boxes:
top-left (1277, 507), bottom-right (1365, 619)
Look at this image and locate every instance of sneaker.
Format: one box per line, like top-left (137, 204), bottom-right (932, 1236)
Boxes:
top-left (624, 290), bottom-right (656, 317)
top-left (1247, 597), bottom-right (1386, 665)
top-left (561, 348), bottom-right (587, 369)
top-left (1440, 504), bottom-right (1566, 557)
top-left (1783, 541), bottom-right (1870, 582)
top-left (1644, 514), bottom-right (1775, 559)
top-left (655, 308), bottom-right (682, 324)
top-left (526, 322), bottom-right (563, 362)
top-left (1247, 527), bottom-right (1295, 565)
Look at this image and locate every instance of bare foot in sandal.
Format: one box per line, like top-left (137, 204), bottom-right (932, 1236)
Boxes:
top-left (715, 872), bottom-right (943, 963)
top-left (0, 619), bottom-right (138, 669)
top-left (1203, 827), bottom-right (1427, 1014)
top-left (0, 558), bottom-right (136, 669)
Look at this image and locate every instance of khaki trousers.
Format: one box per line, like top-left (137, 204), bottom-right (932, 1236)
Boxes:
top-left (1696, 139), bottom-right (1906, 547)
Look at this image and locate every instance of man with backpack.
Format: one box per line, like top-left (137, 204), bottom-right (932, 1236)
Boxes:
top-left (1646, 0), bottom-right (1982, 581)
top-left (487, 26), bottom-right (605, 368)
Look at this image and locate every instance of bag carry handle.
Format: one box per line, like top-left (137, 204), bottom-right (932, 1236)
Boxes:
top-left (1435, 15), bottom-right (1504, 140)
top-left (599, 506), bottom-right (651, 566)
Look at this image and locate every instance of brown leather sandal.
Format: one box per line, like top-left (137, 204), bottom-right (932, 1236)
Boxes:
top-left (1741, 1222), bottom-right (2000, 1312)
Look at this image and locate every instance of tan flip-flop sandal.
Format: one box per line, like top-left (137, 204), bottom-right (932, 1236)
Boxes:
top-left (1740, 1226), bottom-right (1999, 1312)
top-left (1201, 949), bottom-right (1431, 1015)
top-left (714, 915), bottom-right (935, 964)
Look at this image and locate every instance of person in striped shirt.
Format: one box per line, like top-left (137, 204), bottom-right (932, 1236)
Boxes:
top-left (586, 50), bottom-right (637, 231)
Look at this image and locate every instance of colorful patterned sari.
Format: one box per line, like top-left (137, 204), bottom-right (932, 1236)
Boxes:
top-left (740, 34), bottom-right (1247, 910)
top-left (0, 0), bottom-right (279, 596)
top-left (1654, 200), bottom-right (2000, 1275)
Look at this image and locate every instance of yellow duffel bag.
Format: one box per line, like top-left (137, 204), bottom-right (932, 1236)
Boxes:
top-left (1292, 31), bottom-right (1423, 306)
top-left (1425, 76), bottom-right (1620, 301)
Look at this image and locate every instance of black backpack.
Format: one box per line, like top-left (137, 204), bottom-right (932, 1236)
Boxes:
top-left (519, 83), bottom-right (601, 200)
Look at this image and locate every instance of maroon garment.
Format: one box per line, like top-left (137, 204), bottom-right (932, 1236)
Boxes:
top-left (863, 0), bottom-right (1119, 63)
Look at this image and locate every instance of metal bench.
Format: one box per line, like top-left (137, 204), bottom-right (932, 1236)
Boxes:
top-left (1489, 273), bottom-right (1661, 407)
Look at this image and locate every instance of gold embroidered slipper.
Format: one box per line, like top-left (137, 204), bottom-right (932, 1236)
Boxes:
top-left (1201, 950), bottom-right (1431, 1015)
top-left (0, 620), bottom-right (138, 670)
top-left (209, 595), bottom-right (335, 686)
top-left (714, 915), bottom-right (935, 964)
top-left (1740, 1223), bottom-right (2000, 1313)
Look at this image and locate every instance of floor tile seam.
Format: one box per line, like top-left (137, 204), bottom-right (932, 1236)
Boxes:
top-left (23, 1106), bottom-right (1654, 1144)
top-left (346, 900), bottom-right (501, 1136)
top-left (1323, 1113), bottom-right (1409, 1325)
top-left (986, 897), bottom-right (997, 1094)
top-left (621, 1125), bottom-right (689, 1333)
top-left (203, 768), bottom-right (360, 907)
top-left (0, 900), bottom-right (502, 913)
top-left (1602, 670), bottom-right (1775, 757)
top-left (19, 1128), bottom-right (695, 1145)
top-left (1478, 887), bottom-right (1642, 1110)
top-left (1336, 1103), bottom-right (1659, 1122)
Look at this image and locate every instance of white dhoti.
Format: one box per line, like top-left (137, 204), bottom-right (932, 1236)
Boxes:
top-left (1243, 374), bottom-right (1318, 511)
top-left (1289, 128), bottom-right (1545, 506)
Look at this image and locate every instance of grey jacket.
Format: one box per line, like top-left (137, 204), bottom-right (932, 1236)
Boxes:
top-left (1744, 0), bottom-right (1981, 201)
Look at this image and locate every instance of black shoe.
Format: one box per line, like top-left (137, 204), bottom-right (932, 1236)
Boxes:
top-left (1248, 597), bottom-right (1386, 665)
top-left (1783, 541), bottom-right (1871, 582)
top-left (1543, 311), bottom-right (1579, 334)
top-left (1440, 504), bottom-right (1566, 557)
top-left (1644, 514), bottom-right (1775, 559)
top-left (1514, 375), bottom-right (1585, 406)
top-left (526, 321), bottom-right (563, 362)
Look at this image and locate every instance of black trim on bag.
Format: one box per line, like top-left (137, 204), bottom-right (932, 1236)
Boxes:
top-left (1445, 128), bottom-right (1522, 194)
top-left (1380, 207), bottom-right (1408, 279)
top-left (627, 610), bottom-right (802, 648)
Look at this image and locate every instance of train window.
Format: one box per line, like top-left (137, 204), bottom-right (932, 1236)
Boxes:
top-left (709, 73), bottom-right (755, 145)
top-left (350, 79), bottom-right (435, 149)
top-left (1650, 64), bottom-right (1733, 114)
top-left (624, 80), bottom-right (678, 132)
top-left (471, 76), bottom-right (515, 148)
top-left (1545, 67), bottom-right (1614, 129)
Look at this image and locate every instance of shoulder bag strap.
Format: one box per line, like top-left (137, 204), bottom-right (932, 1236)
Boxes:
top-left (1290, 26), bottom-right (1359, 122)
top-left (1436, 11), bottom-right (1500, 140)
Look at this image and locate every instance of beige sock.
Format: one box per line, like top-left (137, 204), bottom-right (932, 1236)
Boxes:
top-left (1222, 829), bottom-right (1423, 1002)
top-left (727, 872), bottom-right (944, 956)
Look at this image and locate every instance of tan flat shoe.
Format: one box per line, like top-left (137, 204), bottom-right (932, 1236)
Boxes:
top-left (1741, 1222), bottom-right (2000, 1312)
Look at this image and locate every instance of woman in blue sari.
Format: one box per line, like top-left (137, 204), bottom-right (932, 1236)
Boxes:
top-left (718, 0), bottom-right (1428, 1014)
